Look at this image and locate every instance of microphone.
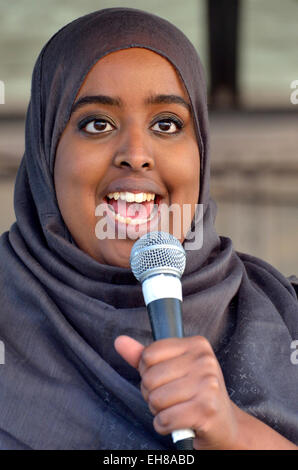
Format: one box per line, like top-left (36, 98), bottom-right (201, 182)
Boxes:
top-left (130, 231), bottom-right (195, 450)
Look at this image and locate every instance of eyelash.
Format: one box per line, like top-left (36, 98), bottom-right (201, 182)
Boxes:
top-left (77, 114), bottom-right (184, 136)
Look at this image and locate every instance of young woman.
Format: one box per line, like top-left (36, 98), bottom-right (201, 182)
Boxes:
top-left (0, 7), bottom-right (297, 450)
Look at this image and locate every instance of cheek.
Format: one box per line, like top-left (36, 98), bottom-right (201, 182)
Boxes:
top-left (54, 143), bottom-right (103, 229)
top-left (55, 139), bottom-right (106, 194)
top-left (161, 142), bottom-right (200, 198)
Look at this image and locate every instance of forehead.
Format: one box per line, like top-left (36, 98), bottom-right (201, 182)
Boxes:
top-left (76, 47), bottom-right (189, 100)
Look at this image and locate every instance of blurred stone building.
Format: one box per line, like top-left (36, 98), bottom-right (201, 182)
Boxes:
top-left (0, 0), bottom-right (297, 276)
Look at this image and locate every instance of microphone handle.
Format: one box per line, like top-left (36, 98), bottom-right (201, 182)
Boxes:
top-left (146, 296), bottom-right (195, 450)
top-left (147, 297), bottom-right (184, 340)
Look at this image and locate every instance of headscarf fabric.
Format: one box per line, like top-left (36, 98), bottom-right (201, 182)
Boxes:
top-left (0, 8), bottom-right (297, 449)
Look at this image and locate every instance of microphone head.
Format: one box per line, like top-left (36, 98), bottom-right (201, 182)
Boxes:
top-left (130, 231), bottom-right (186, 283)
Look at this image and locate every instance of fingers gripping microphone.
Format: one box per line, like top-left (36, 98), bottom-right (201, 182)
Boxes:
top-left (130, 231), bottom-right (195, 450)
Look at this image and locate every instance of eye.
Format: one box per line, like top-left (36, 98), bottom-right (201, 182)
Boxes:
top-left (77, 114), bottom-right (184, 135)
top-left (78, 117), bottom-right (115, 135)
top-left (151, 116), bottom-right (183, 134)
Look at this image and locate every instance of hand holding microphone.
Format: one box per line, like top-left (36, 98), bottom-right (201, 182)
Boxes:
top-left (130, 231), bottom-right (194, 450)
top-left (115, 232), bottom-right (240, 450)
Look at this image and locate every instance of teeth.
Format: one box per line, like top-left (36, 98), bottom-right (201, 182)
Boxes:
top-left (135, 193), bottom-right (143, 203)
top-left (106, 191), bottom-right (155, 203)
top-left (125, 192), bottom-right (134, 203)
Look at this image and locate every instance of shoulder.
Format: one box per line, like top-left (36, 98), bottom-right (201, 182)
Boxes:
top-left (236, 250), bottom-right (298, 302)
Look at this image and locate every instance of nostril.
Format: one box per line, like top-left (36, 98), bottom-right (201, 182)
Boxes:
top-left (114, 155), bottom-right (154, 170)
top-left (120, 161), bottom-right (131, 168)
top-left (118, 160), bottom-right (151, 169)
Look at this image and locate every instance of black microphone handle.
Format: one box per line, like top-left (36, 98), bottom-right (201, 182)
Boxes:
top-left (147, 298), bottom-right (184, 340)
top-left (146, 297), bottom-right (194, 450)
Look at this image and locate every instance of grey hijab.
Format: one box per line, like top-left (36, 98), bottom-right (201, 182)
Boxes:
top-left (0, 8), bottom-right (297, 450)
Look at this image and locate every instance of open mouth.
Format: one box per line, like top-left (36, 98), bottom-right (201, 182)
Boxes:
top-left (103, 191), bottom-right (161, 225)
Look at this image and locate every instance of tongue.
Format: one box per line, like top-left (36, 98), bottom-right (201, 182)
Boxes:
top-left (109, 199), bottom-right (154, 219)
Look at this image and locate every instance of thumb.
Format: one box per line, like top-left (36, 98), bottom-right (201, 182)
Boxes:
top-left (114, 335), bottom-right (145, 369)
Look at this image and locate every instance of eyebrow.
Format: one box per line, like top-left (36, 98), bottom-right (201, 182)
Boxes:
top-left (145, 94), bottom-right (191, 112)
top-left (70, 93), bottom-right (191, 115)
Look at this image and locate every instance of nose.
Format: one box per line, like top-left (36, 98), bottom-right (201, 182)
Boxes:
top-left (112, 125), bottom-right (155, 171)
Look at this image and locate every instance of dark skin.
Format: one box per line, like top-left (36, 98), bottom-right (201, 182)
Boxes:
top-left (115, 336), bottom-right (297, 450)
top-left (54, 48), bottom-right (297, 450)
top-left (54, 48), bottom-right (199, 268)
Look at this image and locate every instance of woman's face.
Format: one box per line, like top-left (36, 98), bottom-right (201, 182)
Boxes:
top-left (54, 48), bottom-right (200, 268)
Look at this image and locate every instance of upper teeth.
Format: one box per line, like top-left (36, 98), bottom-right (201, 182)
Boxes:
top-left (106, 192), bottom-right (155, 202)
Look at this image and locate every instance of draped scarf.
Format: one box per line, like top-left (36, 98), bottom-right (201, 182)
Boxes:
top-left (0, 8), bottom-right (297, 449)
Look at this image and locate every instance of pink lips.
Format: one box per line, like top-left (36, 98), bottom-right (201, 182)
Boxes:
top-left (100, 197), bottom-right (160, 239)
top-left (97, 177), bottom-right (166, 237)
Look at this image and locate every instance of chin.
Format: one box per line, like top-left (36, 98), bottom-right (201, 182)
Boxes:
top-left (96, 239), bottom-right (134, 269)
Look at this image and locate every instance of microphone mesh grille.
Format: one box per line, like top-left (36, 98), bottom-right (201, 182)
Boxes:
top-left (130, 231), bottom-right (186, 282)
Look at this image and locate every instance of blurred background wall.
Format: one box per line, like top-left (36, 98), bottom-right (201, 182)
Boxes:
top-left (0, 0), bottom-right (297, 276)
